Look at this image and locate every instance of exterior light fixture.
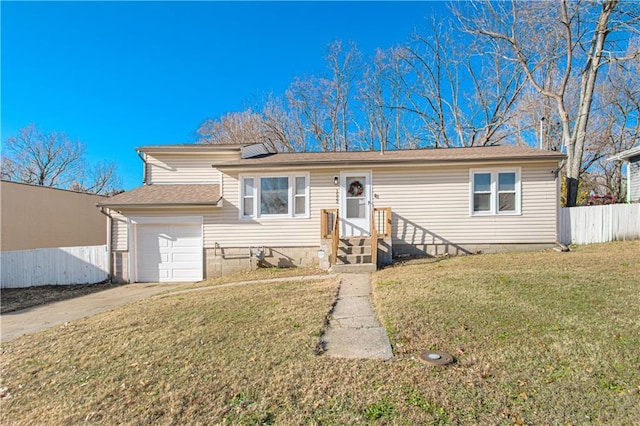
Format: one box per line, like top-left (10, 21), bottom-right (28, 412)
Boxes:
top-left (333, 176), bottom-right (339, 185)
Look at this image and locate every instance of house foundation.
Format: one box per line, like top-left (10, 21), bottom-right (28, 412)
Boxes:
top-left (111, 251), bottom-right (129, 283)
top-left (111, 242), bottom-right (556, 282)
top-left (204, 246), bottom-right (321, 278)
top-left (392, 242), bottom-right (556, 259)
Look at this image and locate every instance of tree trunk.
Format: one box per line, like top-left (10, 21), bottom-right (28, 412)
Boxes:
top-left (564, 0), bottom-right (617, 206)
top-left (565, 176), bottom-right (580, 208)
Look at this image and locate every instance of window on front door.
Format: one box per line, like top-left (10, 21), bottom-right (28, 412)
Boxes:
top-left (346, 176), bottom-right (366, 219)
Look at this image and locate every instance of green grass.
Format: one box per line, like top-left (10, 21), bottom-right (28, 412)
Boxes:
top-left (1, 241), bottom-right (638, 424)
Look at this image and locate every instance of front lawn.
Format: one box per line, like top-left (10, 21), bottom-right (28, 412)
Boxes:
top-left (1, 241), bottom-right (638, 424)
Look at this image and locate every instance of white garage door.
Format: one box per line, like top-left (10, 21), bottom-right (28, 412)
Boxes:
top-left (136, 224), bottom-right (203, 282)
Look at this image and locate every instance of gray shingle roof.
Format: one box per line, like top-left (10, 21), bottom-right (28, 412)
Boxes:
top-left (97, 184), bottom-right (221, 207)
top-left (216, 145), bottom-right (565, 168)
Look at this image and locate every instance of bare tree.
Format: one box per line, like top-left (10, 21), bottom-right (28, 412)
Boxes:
top-left (261, 95), bottom-right (306, 152)
top-left (507, 87), bottom-right (566, 151)
top-left (326, 40), bottom-right (360, 151)
top-left (196, 110), bottom-right (295, 152)
top-left (371, 18), bottom-right (527, 148)
top-left (285, 41), bottom-right (361, 151)
top-left (2, 124), bottom-right (84, 187)
top-left (456, 0), bottom-right (640, 206)
top-left (359, 47), bottom-right (423, 150)
top-left (197, 111), bottom-right (266, 145)
top-left (71, 161), bottom-right (122, 195)
top-left (586, 54), bottom-right (640, 201)
top-left (286, 77), bottom-right (333, 150)
top-left (359, 50), bottom-right (390, 151)
top-left (1, 124), bottom-right (121, 195)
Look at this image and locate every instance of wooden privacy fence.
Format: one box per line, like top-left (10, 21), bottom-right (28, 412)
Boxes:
top-left (0, 245), bottom-right (109, 288)
top-left (559, 204), bottom-right (640, 245)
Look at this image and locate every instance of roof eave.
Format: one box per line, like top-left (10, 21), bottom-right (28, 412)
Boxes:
top-left (216, 155), bottom-right (566, 170)
top-left (607, 146), bottom-right (640, 161)
top-left (136, 146), bottom-right (246, 154)
top-left (97, 200), bottom-right (223, 209)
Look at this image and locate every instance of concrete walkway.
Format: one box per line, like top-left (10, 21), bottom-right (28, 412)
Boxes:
top-left (0, 283), bottom-right (186, 343)
top-left (321, 273), bottom-right (393, 359)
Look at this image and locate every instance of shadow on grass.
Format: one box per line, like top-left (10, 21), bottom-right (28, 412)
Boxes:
top-left (0, 281), bottom-right (125, 315)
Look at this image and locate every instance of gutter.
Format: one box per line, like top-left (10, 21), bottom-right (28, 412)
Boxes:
top-left (137, 146), bottom-right (247, 154)
top-left (136, 149), bottom-right (147, 184)
top-left (96, 200), bottom-right (223, 209)
top-left (98, 207), bottom-right (113, 282)
top-left (214, 156), bottom-right (567, 171)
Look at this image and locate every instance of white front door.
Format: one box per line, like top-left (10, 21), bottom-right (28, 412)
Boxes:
top-left (340, 171), bottom-right (372, 237)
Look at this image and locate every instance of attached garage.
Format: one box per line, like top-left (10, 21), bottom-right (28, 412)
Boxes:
top-left (96, 178), bottom-right (222, 284)
top-left (134, 219), bottom-right (203, 282)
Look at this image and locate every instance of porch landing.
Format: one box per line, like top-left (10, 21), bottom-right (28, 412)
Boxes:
top-left (331, 263), bottom-right (376, 273)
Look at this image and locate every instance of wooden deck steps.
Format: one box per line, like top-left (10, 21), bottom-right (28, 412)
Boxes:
top-left (332, 237), bottom-right (376, 273)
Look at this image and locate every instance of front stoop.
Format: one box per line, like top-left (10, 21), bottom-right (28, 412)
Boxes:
top-left (332, 237), bottom-right (376, 273)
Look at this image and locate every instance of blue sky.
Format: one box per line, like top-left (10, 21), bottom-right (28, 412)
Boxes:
top-left (2, 1), bottom-right (448, 190)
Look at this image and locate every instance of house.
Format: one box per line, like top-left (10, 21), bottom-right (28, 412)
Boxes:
top-left (608, 145), bottom-right (640, 203)
top-left (97, 144), bottom-right (565, 283)
top-left (1, 180), bottom-right (107, 251)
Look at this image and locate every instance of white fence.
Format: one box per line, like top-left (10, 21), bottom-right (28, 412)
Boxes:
top-left (0, 245), bottom-right (109, 289)
top-left (559, 204), bottom-right (640, 245)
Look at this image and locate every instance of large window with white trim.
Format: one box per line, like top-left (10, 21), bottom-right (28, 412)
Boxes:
top-left (241, 174), bottom-right (309, 218)
top-left (470, 169), bottom-right (521, 215)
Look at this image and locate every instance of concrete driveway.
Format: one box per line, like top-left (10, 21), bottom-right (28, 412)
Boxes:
top-left (1, 282), bottom-right (185, 343)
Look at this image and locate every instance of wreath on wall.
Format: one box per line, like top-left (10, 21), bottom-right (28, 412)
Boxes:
top-left (347, 180), bottom-right (364, 197)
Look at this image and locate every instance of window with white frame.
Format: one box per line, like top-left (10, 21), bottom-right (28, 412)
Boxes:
top-left (243, 178), bottom-right (255, 217)
top-left (240, 174), bottom-right (309, 218)
top-left (470, 169), bottom-right (520, 215)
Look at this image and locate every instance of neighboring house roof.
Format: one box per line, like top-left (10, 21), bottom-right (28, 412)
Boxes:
top-left (97, 184), bottom-right (221, 208)
top-left (607, 145), bottom-right (640, 161)
top-left (215, 145), bottom-right (565, 169)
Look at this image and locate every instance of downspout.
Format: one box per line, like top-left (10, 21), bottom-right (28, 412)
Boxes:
top-left (553, 160), bottom-right (570, 252)
top-left (98, 207), bottom-right (113, 282)
top-left (211, 163), bottom-right (225, 207)
top-left (626, 160), bottom-right (630, 203)
top-left (136, 149), bottom-right (147, 184)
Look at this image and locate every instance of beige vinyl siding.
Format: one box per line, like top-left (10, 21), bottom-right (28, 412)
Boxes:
top-left (374, 163), bottom-right (558, 245)
top-left (114, 208), bottom-right (214, 247)
top-left (114, 161), bottom-right (558, 251)
top-left (629, 156), bottom-right (639, 202)
top-left (114, 171), bottom-right (338, 249)
top-left (205, 170), bottom-right (340, 247)
top-left (111, 212), bottom-right (129, 251)
top-left (146, 152), bottom-right (240, 184)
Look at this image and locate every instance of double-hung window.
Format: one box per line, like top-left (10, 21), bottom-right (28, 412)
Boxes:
top-left (470, 169), bottom-right (521, 215)
top-left (241, 174), bottom-right (309, 218)
top-left (242, 178), bottom-right (255, 217)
